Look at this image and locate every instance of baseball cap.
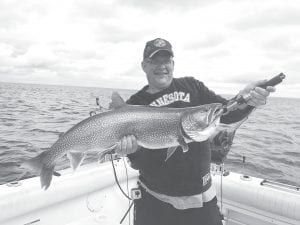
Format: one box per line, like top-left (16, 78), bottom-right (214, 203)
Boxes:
top-left (143, 38), bottom-right (174, 59)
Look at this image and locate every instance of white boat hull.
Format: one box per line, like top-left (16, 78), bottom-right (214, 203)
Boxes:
top-left (0, 161), bottom-right (299, 225)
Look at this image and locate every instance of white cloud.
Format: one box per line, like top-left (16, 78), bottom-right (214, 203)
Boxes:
top-left (0, 0), bottom-right (299, 98)
top-left (121, 0), bottom-right (222, 11)
top-left (232, 2), bottom-right (300, 30)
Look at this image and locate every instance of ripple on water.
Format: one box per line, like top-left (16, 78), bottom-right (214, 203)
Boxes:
top-left (0, 83), bottom-right (299, 186)
top-left (30, 128), bottom-right (62, 135)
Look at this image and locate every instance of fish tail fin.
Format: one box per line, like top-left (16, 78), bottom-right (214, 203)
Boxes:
top-left (20, 151), bottom-right (55, 190)
top-left (21, 151), bottom-right (48, 175)
top-left (40, 166), bottom-right (54, 190)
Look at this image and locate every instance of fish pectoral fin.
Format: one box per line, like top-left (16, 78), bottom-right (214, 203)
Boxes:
top-left (109, 92), bottom-right (127, 109)
top-left (177, 136), bottom-right (189, 153)
top-left (67, 152), bottom-right (86, 171)
top-left (165, 146), bottom-right (178, 161)
top-left (165, 137), bottom-right (189, 161)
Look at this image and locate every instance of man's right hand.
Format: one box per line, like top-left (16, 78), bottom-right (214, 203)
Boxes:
top-left (115, 135), bottom-right (138, 156)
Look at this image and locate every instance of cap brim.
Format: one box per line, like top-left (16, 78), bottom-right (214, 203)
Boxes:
top-left (149, 49), bottom-right (173, 58)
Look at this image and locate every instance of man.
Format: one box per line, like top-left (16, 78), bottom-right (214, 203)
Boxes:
top-left (115, 38), bottom-right (275, 225)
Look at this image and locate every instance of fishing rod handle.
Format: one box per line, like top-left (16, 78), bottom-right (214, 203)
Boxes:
top-left (258, 73), bottom-right (286, 89)
top-left (223, 73), bottom-right (286, 113)
top-left (238, 73), bottom-right (286, 103)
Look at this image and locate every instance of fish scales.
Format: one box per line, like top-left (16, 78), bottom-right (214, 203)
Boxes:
top-left (21, 93), bottom-right (223, 189)
top-left (59, 106), bottom-right (183, 152)
top-left (40, 106), bottom-right (183, 167)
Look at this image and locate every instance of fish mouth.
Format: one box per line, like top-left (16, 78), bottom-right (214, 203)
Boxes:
top-left (207, 104), bottom-right (224, 124)
top-left (211, 106), bottom-right (224, 123)
top-left (206, 106), bottom-right (223, 132)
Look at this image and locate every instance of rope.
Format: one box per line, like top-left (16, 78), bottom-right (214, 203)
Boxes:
top-left (123, 157), bottom-right (131, 224)
top-left (110, 154), bottom-right (132, 201)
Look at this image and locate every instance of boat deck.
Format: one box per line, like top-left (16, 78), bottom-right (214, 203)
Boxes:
top-left (0, 161), bottom-right (299, 225)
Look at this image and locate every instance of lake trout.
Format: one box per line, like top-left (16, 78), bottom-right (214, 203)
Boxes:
top-left (21, 92), bottom-right (223, 189)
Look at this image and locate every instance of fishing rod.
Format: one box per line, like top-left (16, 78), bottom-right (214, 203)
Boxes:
top-left (222, 73), bottom-right (286, 115)
top-left (220, 73), bottom-right (286, 165)
top-left (214, 73), bottom-right (286, 220)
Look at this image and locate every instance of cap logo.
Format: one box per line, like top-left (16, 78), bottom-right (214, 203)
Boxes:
top-left (154, 39), bottom-right (166, 47)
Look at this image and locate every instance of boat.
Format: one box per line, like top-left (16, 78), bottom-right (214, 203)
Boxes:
top-left (0, 159), bottom-right (299, 225)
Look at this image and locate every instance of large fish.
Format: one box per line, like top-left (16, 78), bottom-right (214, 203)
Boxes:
top-left (21, 92), bottom-right (223, 189)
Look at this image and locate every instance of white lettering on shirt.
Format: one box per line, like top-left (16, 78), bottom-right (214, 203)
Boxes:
top-left (150, 91), bottom-right (191, 107)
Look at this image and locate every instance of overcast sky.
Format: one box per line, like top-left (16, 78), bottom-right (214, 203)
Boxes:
top-left (0, 0), bottom-right (299, 98)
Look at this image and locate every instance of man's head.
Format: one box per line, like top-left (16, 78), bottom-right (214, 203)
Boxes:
top-left (142, 38), bottom-right (174, 93)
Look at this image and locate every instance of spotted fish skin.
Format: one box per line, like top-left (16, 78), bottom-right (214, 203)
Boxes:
top-left (21, 93), bottom-right (223, 190)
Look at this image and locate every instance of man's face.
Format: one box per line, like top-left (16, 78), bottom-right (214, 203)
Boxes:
top-left (142, 51), bottom-right (174, 93)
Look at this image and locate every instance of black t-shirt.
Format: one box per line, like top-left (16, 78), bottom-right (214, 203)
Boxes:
top-left (127, 77), bottom-right (251, 196)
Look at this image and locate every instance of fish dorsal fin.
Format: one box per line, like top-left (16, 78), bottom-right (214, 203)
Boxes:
top-left (110, 92), bottom-right (126, 109)
top-left (67, 152), bottom-right (85, 171)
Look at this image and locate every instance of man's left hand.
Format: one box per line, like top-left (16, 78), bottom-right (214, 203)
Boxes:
top-left (239, 80), bottom-right (276, 107)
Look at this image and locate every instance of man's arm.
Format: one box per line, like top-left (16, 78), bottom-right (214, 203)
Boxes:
top-left (193, 78), bottom-right (275, 124)
top-left (212, 81), bottom-right (275, 163)
top-left (221, 80), bottom-right (276, 124)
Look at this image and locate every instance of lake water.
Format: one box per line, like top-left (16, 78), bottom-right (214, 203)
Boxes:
top-left (0, 82), bottom-right (299, 186)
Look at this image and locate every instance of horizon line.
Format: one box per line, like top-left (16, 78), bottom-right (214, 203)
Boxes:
top-left (0, 81), bottom-right (298, 100)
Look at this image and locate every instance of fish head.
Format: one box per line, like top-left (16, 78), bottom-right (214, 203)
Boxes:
top-left (181, 103), bottom-right (224, 142)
